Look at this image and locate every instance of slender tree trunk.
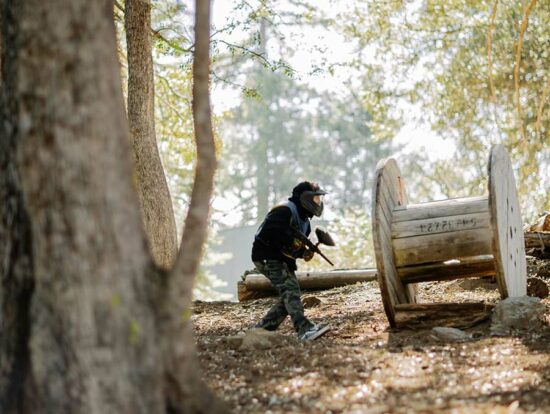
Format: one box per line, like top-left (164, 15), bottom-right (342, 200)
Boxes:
top-left (0, 0), bottom-right (227, 412)
top-left (156, 0), bottom-right (227, 412)
top-left (125, 0), bottom-right (177, 269)
top-left (255, 15), bottom-right (269, 219)
top-left (255, 135), bottom-right (270, 219)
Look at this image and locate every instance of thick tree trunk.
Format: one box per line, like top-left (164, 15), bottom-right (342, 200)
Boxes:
top-left (125, 0), bottom-right (178, 269)
top-left (1, 0), bottom-right (163, 412)
top-left (0, 3), bottom-right (36, 410)
top-left (0, 0), bottom-right (227, 413)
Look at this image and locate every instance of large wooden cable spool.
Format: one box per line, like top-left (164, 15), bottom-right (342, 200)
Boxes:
top-left (372, 144), bottom-right (527, 327)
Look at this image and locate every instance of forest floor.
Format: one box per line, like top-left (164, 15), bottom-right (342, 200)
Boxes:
top-left (193, 257), bottom-right (550, 414)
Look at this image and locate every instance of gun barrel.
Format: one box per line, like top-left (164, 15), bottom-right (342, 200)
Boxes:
top-left (291, 227), bottom-right (334, 266)
top-left (316, 248), bottom-right (334, 266)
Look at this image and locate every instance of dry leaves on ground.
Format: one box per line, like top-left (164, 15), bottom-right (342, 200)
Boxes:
top-left (193, 258), bottom-right (550, 414)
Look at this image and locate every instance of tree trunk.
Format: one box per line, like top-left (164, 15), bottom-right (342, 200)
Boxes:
top-left (156, 0), bottom-right (227, 412)
top-left (254, 13), bottom-right (269, 220)
top-left (0, 2), bottom-right (36, 409)
top-left (0, 0), bottom-right (227, 413)
top-left (238, 269), bottom-right (378, 301)
top-left (255, 135), bottom-right (270, 219)
top-left (125, 0), bottom-right (178, 269)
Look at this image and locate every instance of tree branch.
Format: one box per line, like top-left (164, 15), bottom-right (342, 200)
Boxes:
top-left (151, 28), bottom-right (193, 54)
top-left (171, 0), bottom-right (217, 299)
top-left (487, 0), bottom-right (498, 105)
top-left (486, 0), bottom-right (505, 141)
top-left (514, 0), bottom-right (537, 143)
top-left (115, 0), bottom-right (193, 54)
top-left (215, 39), bottom-right (271, 67)
top-left (535, 75), bottom-right (550, 138)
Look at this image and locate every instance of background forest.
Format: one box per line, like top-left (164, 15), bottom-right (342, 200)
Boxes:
top-left (116, 0), bottom-right (549, 299)
top-left (1, 0), bottom-right (549, 412)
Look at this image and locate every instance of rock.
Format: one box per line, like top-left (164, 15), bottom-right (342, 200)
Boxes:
top-left (430, 327), bottom-right (471, 342)
top-left (239, 328), bottom-right (286, 350)
top-left (490, 296), bottom-right (546, 336)
top-left (302, 296), bottom-right (321, 308)
top-left (527, 277), bottom-right (549, 298)
top-left (226, 335), bottom-right (244, 349)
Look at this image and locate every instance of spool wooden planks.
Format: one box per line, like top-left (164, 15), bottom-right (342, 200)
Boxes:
top-left (372, 144), bottom-right (527, 327)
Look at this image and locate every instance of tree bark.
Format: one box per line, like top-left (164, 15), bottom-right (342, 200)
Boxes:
top-left (0, 2), bottom-right (36, 410)
top-left (254, 15), bottom-right (269, 220)
top-left (156, 0), bottom-right (227, 412)
top-left (0, 0), bottom-right (227, 412)
top-left (238, 269), bottom-right (378, 301)
top-left (125, 0), bottom-right (178, 269)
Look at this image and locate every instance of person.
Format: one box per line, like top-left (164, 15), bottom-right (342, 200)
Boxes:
top-left (251, 181), bottom-right (331, 341)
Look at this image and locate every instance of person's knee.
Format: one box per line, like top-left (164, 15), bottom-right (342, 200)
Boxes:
top-left (281, 278), bottom-right (301, 295)
top-left (281, 289), bottom-right (301, 305)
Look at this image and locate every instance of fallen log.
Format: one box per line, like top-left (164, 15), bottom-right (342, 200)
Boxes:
top-left (238, 269), bottom-right (377, 302)
top-left (524, 231), bottom-right (550, 249)
top-left (528, 212), bottom-right (550, 232)
top-left (525, 231), bottom-right (550, 259)
top-left (394, 302), bottom-right (495, 329)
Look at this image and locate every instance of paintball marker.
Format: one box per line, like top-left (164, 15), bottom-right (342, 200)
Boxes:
top-left (291, 227), bottom-right (335, 266)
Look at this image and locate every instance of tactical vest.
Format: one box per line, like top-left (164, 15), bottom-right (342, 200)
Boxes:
top-left (284, 200), bottom-right (310, 235)
top-left (255, 200), bottom-right (310, 244)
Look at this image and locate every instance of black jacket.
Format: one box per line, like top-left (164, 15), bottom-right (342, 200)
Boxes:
top-left (251, 197), bottom-right (312, 271)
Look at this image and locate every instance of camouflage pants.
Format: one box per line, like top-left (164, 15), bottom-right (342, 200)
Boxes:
top-left (253, 260), bottom-right (313, 336)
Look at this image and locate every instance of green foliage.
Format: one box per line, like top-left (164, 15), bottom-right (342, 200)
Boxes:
top-left (311, 87), bottom-right (396, 209)
top-left (153, 61), bottom-right (196, 223)
top-left (129, 319), bottom-right (141, 345)
top-left (180, 308), bottom-right (193, 323)
top-left (110, 294), bottom-right (121, 309)
top-left (218, 69), bottom-right (317, 222)
top-left (301, 210), bottom-right (375, 271)
top-left (115, 1), bottom-right (198, 223)
top-left (341, 0), bottom-right (550, 218)
top-left (330, 210), bottom-right (375, 269)
top-left (115, 1), bottom-right (230, 298)
top-left (217, 67), bottom-right (395, 224)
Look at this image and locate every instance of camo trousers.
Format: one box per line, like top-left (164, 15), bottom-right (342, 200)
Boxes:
top-left (253, 260), bottom-right (314, 336)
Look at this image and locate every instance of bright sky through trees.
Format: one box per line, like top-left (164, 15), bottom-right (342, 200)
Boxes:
top-left (190, 0), bottom-right (549, 228)
top-left (210, 0), bottom-right (456, 163)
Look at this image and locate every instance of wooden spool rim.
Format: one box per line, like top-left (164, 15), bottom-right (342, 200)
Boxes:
top-left (488, 144), bottom-right (527, 297)
top-left (371, 158), bottom-right (415, 327)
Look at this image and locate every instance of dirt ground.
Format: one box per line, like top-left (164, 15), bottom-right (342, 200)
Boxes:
top-left (193, 257), bottom-right (550, 414)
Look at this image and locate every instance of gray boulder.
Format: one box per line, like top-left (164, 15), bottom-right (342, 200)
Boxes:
top-left (490, 296), bottom-right (546, 336)
top-left (431, 327), bottom-right (471, 342)
top-left (237, 328), bottom-right (287, 350)
top-left (302, 296), bottom-right (322, 308)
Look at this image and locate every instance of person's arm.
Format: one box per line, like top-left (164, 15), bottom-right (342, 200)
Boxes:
top-left (258, 207), bottom-right (312, 260)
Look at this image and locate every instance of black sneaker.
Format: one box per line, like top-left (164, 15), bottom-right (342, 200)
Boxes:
top-left (300, 324), bottom-right (330, 341)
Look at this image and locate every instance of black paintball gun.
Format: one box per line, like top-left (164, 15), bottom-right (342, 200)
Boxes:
top-left (291, 227), bottom-right (335, 266)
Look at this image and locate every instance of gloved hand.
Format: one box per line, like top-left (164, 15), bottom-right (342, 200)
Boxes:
top-left (303, 249), bottom-right (314, 262)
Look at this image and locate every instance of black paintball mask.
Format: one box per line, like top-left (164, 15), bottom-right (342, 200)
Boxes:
top-left (292, 181), bottom-right (327, 217)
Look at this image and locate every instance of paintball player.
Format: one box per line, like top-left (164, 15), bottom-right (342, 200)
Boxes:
top-left (251, 181), bottom-right (331, 341)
